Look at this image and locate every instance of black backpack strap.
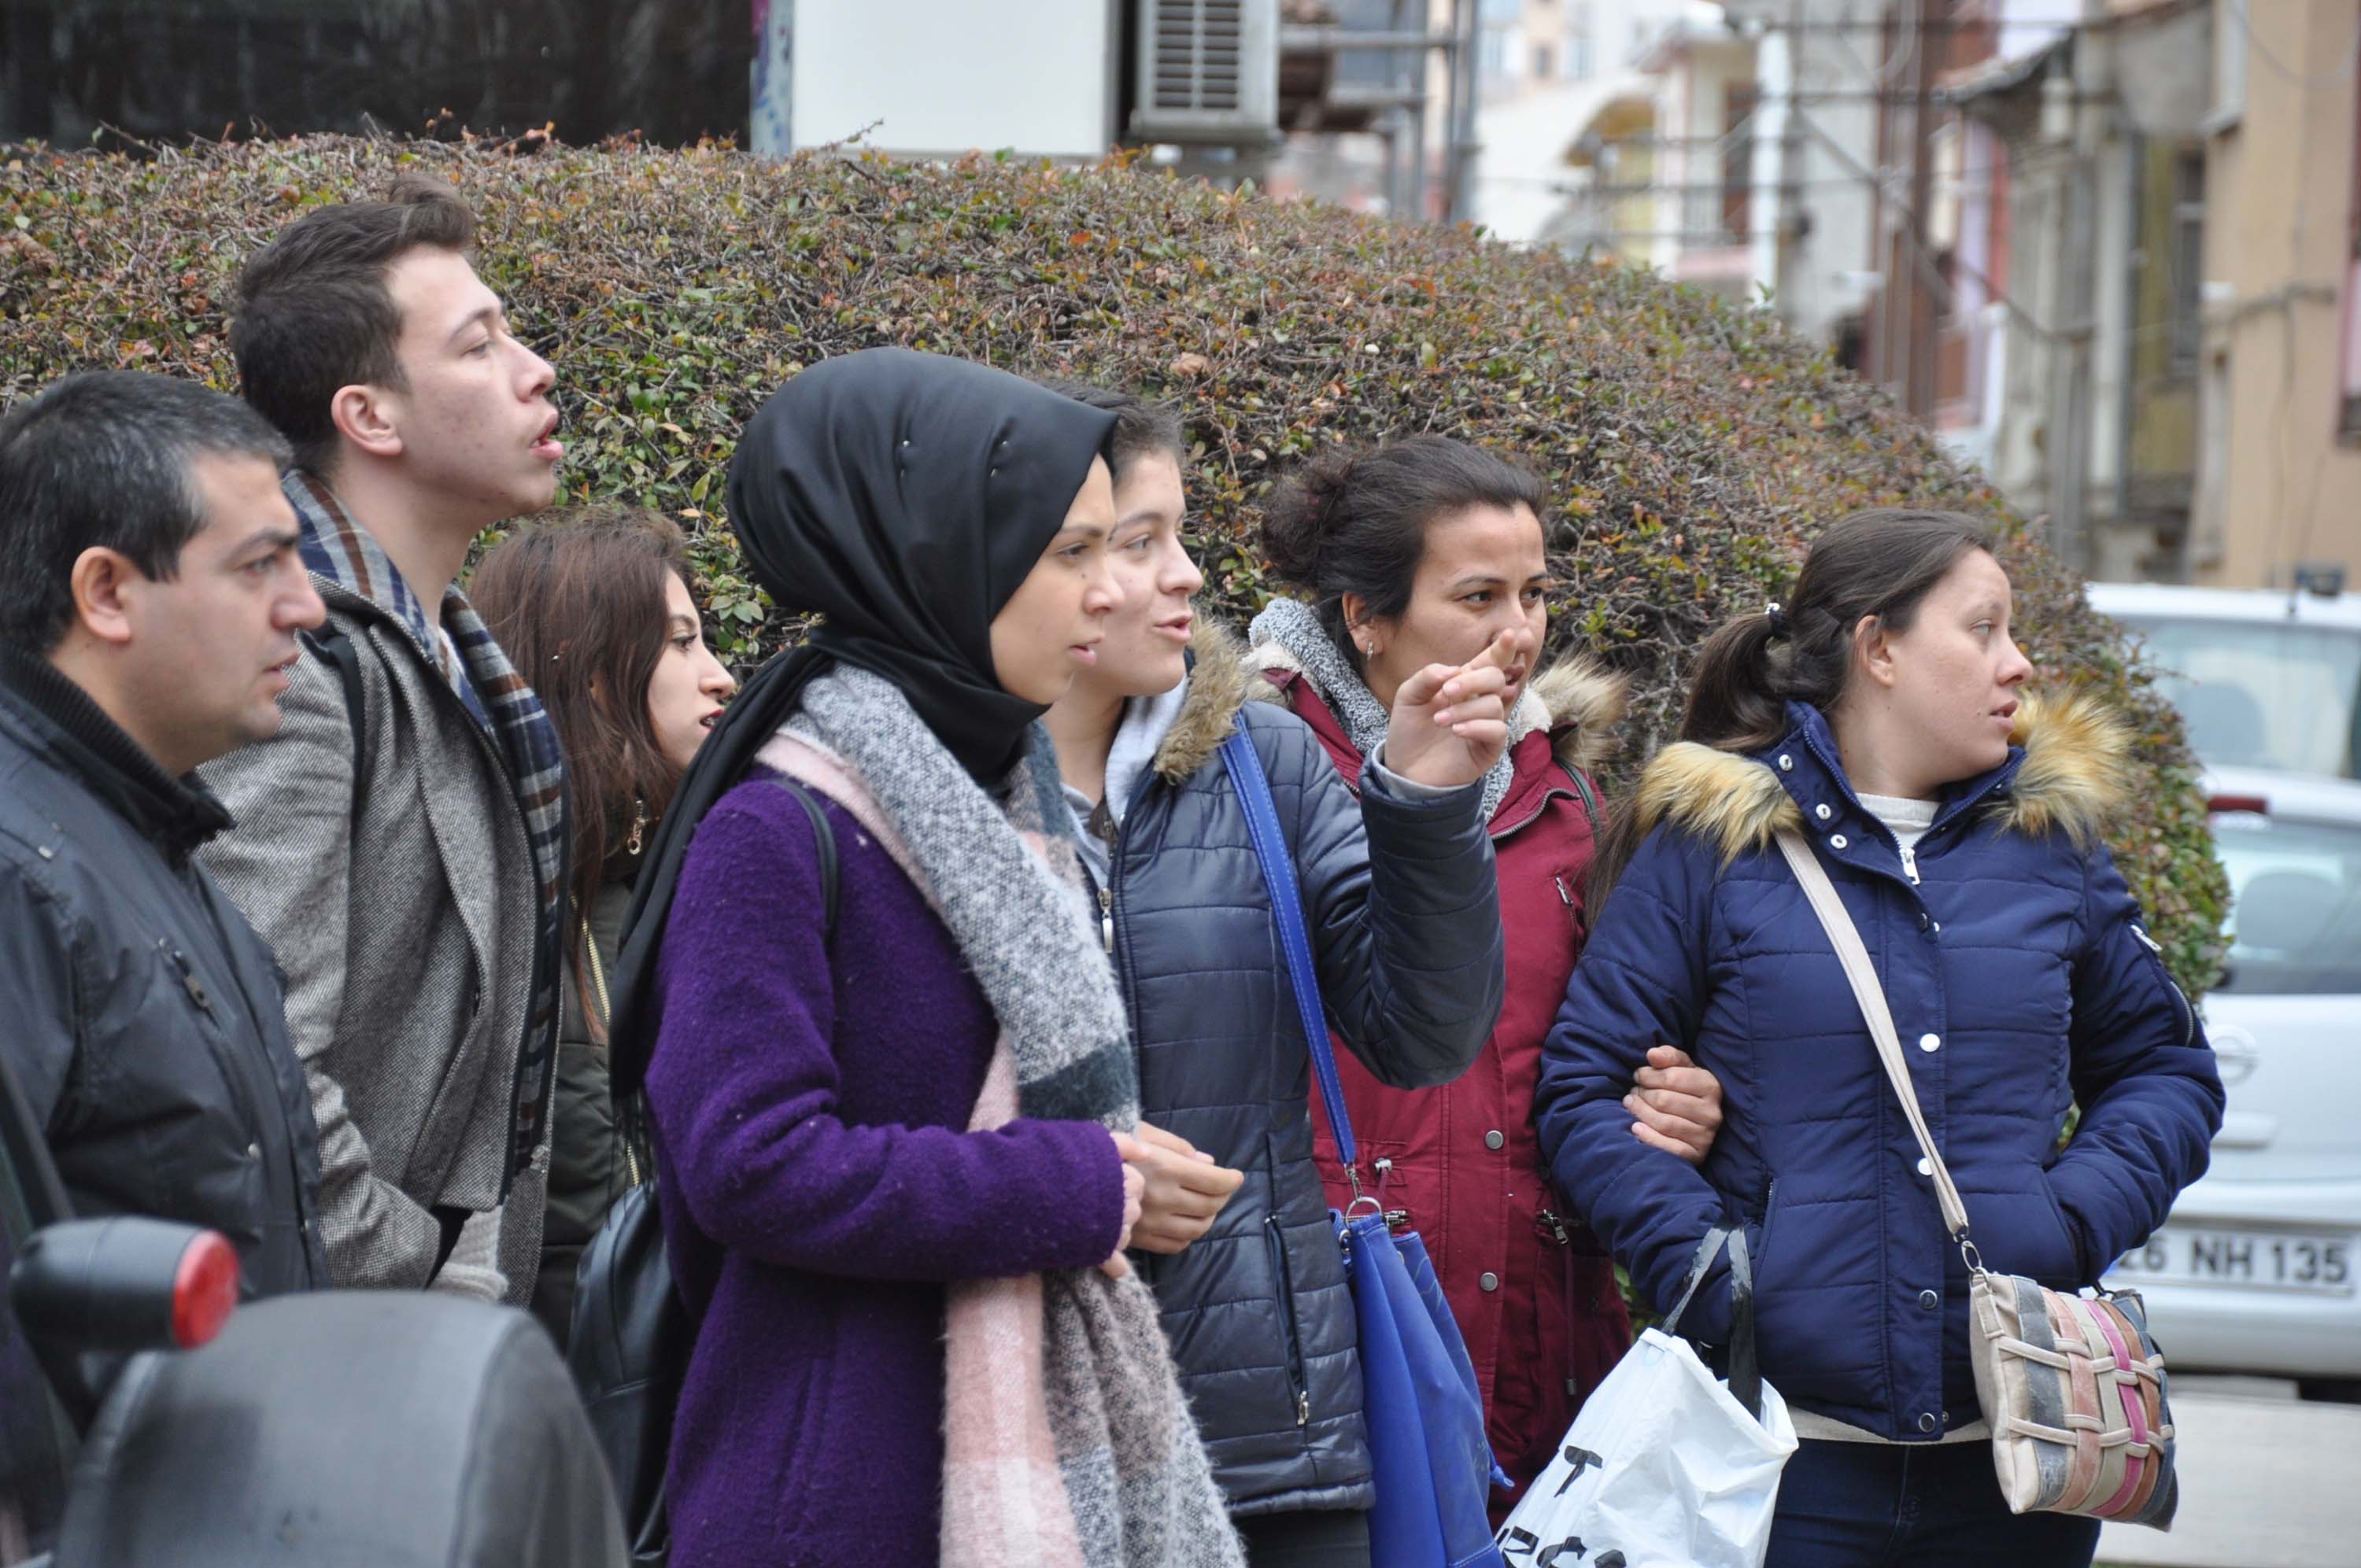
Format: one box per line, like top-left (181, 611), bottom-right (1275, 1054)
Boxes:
top-left (304, 623), bottom-right (368, 791)
top-left (615, 776), bottom-right (837, 1167)
top-left (767, 775), bottom-right (839, 934)
top-left (1557, 758), bottom-right (1602, 836)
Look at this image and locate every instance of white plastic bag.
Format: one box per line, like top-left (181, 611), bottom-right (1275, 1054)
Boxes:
top-left (1494, 1327), bottom-right (1798, 1568)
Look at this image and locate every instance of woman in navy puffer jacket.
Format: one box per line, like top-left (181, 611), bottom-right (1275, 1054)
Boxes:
top-left (1535, 509), bottom-right (2223, 1566)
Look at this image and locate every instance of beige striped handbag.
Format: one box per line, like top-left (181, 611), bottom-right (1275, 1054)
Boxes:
top-left (1774, 830), bottom-right (2178, 1530)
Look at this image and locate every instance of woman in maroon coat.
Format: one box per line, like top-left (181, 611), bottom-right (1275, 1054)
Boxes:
top-left (1246, 436), bottom-right (1727, 1522)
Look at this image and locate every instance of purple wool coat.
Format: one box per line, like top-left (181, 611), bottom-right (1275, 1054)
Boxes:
top-left (644, 773), bottom-right (1127, 1567)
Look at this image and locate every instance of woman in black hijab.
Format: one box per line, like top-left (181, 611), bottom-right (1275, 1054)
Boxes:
top-left (613, 349), bottom-right (1244, 1568)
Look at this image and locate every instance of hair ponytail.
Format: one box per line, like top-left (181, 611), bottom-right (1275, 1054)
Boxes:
top-left (1587, 507), bottom-right (2000, 906)
top-left (1679, 611), bottom-right (1791, 754)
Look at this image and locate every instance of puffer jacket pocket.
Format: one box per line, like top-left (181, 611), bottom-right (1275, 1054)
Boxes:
top-left (1753, 1175), bottom-right (1783, 1274)
top-left (1262, 1215), bottom-right (1313, 1432)
top-left (1968, 1170), bottom-right (2087, 1287)
top-left (2037, 1170), bottom-right (2092, 1284)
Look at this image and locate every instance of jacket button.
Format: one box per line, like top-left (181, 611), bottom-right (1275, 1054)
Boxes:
top-left (246, 1142), bottom-right (260, 1160)
top-left (1778, 754), bottom-right (1793, 771)
top-left (1815, 803), bottom-right (1832, 821)
top-left (1919, 1032), bottom-right (1942, 1053)
top-left (1483, 1130), bottom-right (1505, 1151)
top-left (1479, 1271), bottom-right (1500, 1293)
top-left (1830, 834), bottom-right (1849, 850)
top-left (1919, 1411), bottom-right (1939, 1433)
top-left (1917, 911), bottom-right (1931, 932)
top-left (1916, 1157), bottom-right (1934, 1177)
top-left (1919, 1289), bottom-right (1939, 1310)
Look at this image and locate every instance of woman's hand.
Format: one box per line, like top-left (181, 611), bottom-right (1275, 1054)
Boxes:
top-left (1100, 1131), bottom-right (1150, 1278)
top-left (1625, 1046), bottom-right (1725, 1165)
top-left (1384, 627), bottom-right (1535, 789)
top-left (1124, 1120), bottom-right (1247, 1255)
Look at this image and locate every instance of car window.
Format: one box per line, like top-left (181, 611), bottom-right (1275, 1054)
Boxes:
top-left (2121, 618), bottom-right (2361, 778)
top-left (2212, 810), bottom-right (2361, 995)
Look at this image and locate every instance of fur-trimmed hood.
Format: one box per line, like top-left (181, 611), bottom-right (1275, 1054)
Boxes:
top-left (1243, 636), bottom-right (1631, 778)
top-left (1151, 618), bottom-right (1256, 784)
top-left (1628, 689), bottom-right (2132, 862)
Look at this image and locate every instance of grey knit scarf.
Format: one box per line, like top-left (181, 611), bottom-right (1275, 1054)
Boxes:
top-left (763, 665), bottom-right (1242, 1568)
top-left (1250, 596), bottom-right (1520, 822)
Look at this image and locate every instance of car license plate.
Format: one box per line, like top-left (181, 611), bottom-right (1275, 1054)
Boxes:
top-left (2110, 1228), bottom-right (2355, 1295)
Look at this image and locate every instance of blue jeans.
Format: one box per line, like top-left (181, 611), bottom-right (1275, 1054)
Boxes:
top-left (1765, 1439), bottom-right (2102, 1568)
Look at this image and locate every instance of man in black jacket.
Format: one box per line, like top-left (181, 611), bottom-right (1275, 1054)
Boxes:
top-left (0, 371), bottom-right (331, 1297)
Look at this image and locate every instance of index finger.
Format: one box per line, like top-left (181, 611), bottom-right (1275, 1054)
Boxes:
top-left (1461, 628), bottom-right (1523, 675)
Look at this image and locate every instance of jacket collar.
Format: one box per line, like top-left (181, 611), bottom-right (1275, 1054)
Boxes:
top-left (0, 645), bottom-right (232, 864)
top-left (286, 472), bottom-right (452, 666)
top-left (1148, 619), bottom-right (1254, 783)
top-left (1625, 691), bottom-right (2130, 865)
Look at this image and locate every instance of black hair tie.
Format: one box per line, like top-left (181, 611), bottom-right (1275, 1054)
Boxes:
top-left (1764, 601), bottom-right (1790, 641)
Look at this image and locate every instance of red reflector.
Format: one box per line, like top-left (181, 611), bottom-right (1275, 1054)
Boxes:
top-left (171, 1231), bottom-right (240, 1349)
top-left (2207, 794), bottom-right (2268, 816)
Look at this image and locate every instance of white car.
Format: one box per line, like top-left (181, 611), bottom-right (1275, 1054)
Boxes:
top-left (2101, 766), bottom-right (2361, 1395)
top-left (2085, 581), bottom-right (2361, 781)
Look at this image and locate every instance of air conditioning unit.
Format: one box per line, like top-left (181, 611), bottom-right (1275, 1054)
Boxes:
top-left (1129, 0), bottom-right (1281, 147)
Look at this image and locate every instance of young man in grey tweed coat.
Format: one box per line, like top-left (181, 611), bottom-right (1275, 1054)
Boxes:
top-left (198, 180), bottom-right (571, 1306)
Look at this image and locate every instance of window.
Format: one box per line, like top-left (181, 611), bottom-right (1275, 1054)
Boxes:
top-left (1481, 27), bottom-right (1512, 80)
top-left (2126, 618), bottom-right (2361, 779)
top-left (2210, 811), bottom-right (2361, 995)
top-left (1534, 42), bottom-right (1554, 80)
top-left (2171, 149), bottom-right (2207, 371)
top-left (1722, 84), bottom-right (1758, 242)
top-left (1565, 31), bottom-right (1593, 79)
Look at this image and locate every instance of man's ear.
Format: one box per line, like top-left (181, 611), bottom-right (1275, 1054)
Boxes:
top-left (69, 546), bottom-right (142, 648)
top-left (328, 382), bottom-right (405, 461)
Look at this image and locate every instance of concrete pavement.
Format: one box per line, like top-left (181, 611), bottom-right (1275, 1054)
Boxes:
top-left (2097, 1377), bottom-right (2361, 1568)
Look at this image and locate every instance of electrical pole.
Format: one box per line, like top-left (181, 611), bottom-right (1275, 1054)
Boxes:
top-left (1904, 0), bottom-right (1938, 418)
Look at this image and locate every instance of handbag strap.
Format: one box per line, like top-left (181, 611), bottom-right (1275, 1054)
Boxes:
top-left (1661, 1225), bottom-right (1764, 1419)
top-left (1772, 830), bottom-right (1982, 1267)
top-left (1217, 725), bottom-right (1365, 1189)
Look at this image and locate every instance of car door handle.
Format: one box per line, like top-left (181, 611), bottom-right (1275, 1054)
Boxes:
top-left (2211, 1110), bottom-right (2276, 1149)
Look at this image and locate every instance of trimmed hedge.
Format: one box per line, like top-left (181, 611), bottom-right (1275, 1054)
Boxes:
top-left (0, 135), bottom-right (2228, 994)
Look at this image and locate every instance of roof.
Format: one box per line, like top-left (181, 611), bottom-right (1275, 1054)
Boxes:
top-left (1937, 30), bottom-right (2071, 106)
top-left (1472, 72), bottom-right (1659, 246)
top-left (2086, 581), bottom-right (2361, 633)
top-left (1634, 2), bottom-right (1748, 74)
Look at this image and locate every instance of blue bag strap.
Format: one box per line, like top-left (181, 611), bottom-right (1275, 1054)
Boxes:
top-left (1217, 724), bottom-right (1363, 1185)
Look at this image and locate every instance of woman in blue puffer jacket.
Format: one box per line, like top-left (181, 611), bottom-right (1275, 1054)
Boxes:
top-left (1535, 509), bottom-right (2223, 1566)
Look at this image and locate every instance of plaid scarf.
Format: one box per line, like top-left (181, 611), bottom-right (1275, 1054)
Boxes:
top-left (286, 472), bottom-right (569, 1187)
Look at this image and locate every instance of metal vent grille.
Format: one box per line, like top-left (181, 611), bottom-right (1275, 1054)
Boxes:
top-left (1154, 0), bottom-right (1244, 112)
top-left (1129, 0), bottom-right (1277, 147)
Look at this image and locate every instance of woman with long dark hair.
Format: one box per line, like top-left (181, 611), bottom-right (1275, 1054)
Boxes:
top-left (1247, 434), bottom-right (1727, 1521)
top-left (1536, 509), bottom-right (2223, 1564)
top-left (1038, 389), bottom-right (1519, 1566)
top-left (471, 506), bottom-right (737, 1338)
top-left (604, 349), bottom-right (1246, 1568)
